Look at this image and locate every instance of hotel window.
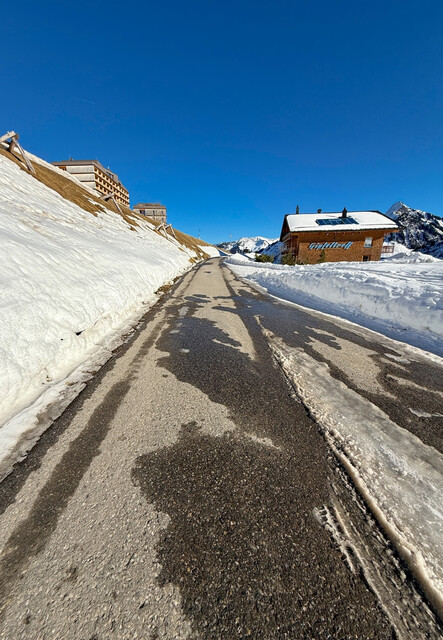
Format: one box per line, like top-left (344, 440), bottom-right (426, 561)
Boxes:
top-left (364, 237), bottom-right (373, 247)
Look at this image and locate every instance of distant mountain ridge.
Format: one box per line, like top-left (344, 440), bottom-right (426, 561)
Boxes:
top-left (384, 201), bottom-right (443, 259)
top-left (217, 236), bottom-right (277, 255)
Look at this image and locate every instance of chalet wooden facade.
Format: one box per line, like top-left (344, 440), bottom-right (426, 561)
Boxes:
top-left (52, 160), bottom-right (130, 207)
top-left (280, 209), bottom-right (398, 264)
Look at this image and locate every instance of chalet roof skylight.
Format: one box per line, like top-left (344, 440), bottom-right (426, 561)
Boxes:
top-left (316, 217), bottom-right (359, 226)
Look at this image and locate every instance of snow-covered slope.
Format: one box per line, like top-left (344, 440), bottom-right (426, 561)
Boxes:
top-left (385, 202), bottom-right (443, 258)
top-left (259, 240), bottom-right (285, 261)
top-left (217, 236), bottom-right (277, 255)
top-left (0, 149), bottom-right (213, 477)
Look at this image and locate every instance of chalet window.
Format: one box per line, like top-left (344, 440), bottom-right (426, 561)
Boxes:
top-left (363, 255), bottom-right (371, 262)
top-left (364, 237), bottom-right (373, 247)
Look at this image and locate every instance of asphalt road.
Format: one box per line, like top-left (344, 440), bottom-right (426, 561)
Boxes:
top-left (0, 257), bottom-right (441, 639)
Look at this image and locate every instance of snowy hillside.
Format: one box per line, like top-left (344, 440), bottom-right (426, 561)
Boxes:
top-left (385, 201), bottom-right (443, 258)
top-left (217, 236), bottom-right (277, 255)
top-left (0, 148), bottom-right (217, 478)
top-left (259, 240), bottom-right (285, 261)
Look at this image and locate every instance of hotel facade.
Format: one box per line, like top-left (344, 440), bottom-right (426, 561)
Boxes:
top-left (52, 160), bottom-right (130, 207)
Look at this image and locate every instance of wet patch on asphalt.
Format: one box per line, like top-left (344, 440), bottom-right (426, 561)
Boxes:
top-left (155, 273), bottom-right (307, 448)
top-left (133, 423), bottom-right (394, 640)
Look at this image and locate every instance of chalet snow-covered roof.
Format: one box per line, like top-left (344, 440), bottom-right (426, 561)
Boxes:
top-left (282, 210), bottom-right (398, 235)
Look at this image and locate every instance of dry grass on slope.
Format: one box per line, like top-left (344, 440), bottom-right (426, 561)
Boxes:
top-left (173, 229), bottom-right (213, 260)
top-left (0, 147), bottom-right (216, 258)
top-left (0, 147), bottom-right (143, 228)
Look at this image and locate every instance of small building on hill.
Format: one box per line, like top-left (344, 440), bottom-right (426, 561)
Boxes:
top-left (52, 159), bottom-right (130, 207)
top-left (280, 209), bottom-right (398, 264)
top-left (133, 203), bottom-right (167, 224)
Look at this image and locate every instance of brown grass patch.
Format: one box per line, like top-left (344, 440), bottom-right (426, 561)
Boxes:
top-left (172, 228), bottom-right (213, 259)
top-left (155, 283), bottom-right (173, 295)
top-left (0, 147), bottom-right (144, 223)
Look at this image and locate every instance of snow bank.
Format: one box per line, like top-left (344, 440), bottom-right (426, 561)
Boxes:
top-left (0, 153), bottom-right (199, 474)
top-left (227, 255), bottom-right (443, 356)
top-left (197, 244), bottom-right (222, 257)
top-left (388, 251), bottom-right (440, 264)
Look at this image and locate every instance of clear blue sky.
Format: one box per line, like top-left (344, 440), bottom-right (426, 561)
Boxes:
top-left (1, 0), bottom-right (442, 243)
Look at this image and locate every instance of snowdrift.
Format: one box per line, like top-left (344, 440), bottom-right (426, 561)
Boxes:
top-left (0, 148), bottom-right (215, 476)
top-left (227, 255), bottom-right (443, 357)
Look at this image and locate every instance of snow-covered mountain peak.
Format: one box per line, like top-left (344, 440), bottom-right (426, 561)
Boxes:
top-left (217, 236), bottom-right (277, 254)
top-left (384, 202), bottom-right (443, 259)
top-left (385, 201), bottom-right (406, 220)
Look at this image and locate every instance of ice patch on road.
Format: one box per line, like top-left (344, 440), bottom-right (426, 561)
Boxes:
top-left (244, 433), bottom-right (280, 450)
top-left (409, 408), bottom-right (443, 418)
top-left (309, 333), bottom-right (393, 397)
top-left (384, 353), bottom-right (411, 364)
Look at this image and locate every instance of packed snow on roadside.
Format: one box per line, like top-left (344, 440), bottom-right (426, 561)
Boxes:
top-left (269, 335), bottom-right (443, 618)
top-left (227, 253), bottom-right (443, 357)
top-left (0, 153), bottom-right (202, 475)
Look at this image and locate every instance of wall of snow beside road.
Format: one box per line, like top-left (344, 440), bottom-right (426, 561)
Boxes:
top-left (197, 244), bottom-right (222, 257)
top-left (227, 254), bottom-right (443, 357)
top-left (0, 153), bottom-right (195, 473)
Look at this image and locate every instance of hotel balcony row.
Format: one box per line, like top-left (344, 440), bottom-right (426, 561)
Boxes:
top-left (52, 159), bottom-right (130, 207)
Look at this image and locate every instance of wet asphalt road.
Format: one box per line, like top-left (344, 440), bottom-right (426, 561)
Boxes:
top-left (0, 257), bottom-right (441, 639)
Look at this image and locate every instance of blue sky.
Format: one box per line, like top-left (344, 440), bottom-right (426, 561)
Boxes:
top-left (1, 0), bottom-right (442, 243)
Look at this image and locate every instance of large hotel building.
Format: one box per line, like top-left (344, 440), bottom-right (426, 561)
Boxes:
top-left (52, 159), bottom-right (130, 207)
top-left (280, 209), bottom-right (398, 264)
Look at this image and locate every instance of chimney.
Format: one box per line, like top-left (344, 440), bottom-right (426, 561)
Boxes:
top-left (341, 207), bottom-right (348, 219)
top-left (317, 208), bottom-right (322, 214)
top-left (296, 205), bottom-right (300, 214)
